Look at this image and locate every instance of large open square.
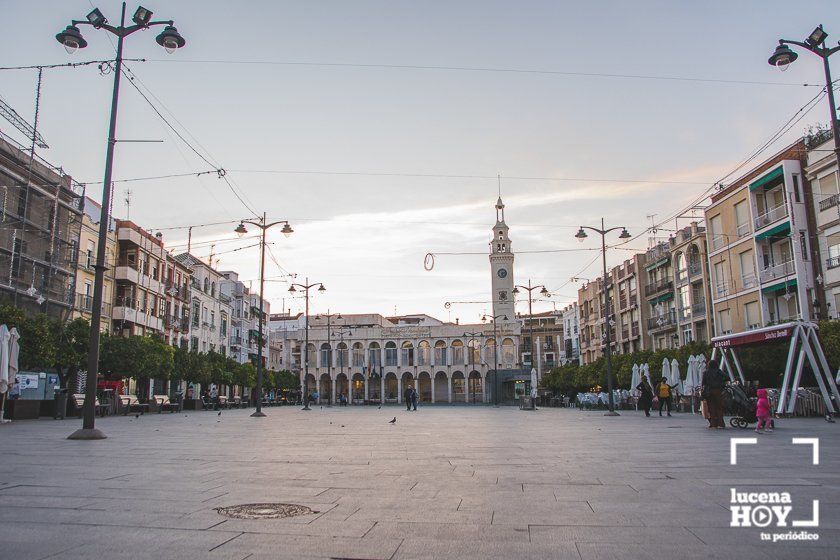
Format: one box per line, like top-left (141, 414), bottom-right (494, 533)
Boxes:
top-left (0, 407), bottom-right (837, 560)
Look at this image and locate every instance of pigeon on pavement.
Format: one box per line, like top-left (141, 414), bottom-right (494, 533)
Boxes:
top-left (389, 417), bottom-right (396, 424)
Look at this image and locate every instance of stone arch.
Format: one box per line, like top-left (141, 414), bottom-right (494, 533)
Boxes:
top-left (335, 372), bottom-right (349, 402)
top-left (451, 339), bottom-right (464, 365)
top-left (384, 371), bottom-right (398, 402)
top-left (351, 372), bottom-right (365, 402)
top-left (318, 373), bottom-right (332, 404)
top-left (418, 371), bottom-right (432, 402)
top-left (468, 370), bottom-right (483, 403)
top-left (452, 371), bottom-right (466, 402)
top-left (434, 371), bottom-right (448, 402)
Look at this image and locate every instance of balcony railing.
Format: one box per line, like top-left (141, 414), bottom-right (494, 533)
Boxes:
top-left (710, 235), bottom-right (725, 251)
top-left (827, 256), bottom-right (840, 270)
top-left (759, 260), bottom-right (795, 283)
top-left (714, 281), bottom-right (729, 297)
top-left (736, 222), bottom-right (751, 238)
top-left (647, 310), bottom-right (677, 331)
top-left (688, 262), bottom-right (702, 277)
top-left (741, 273), bottom-right (758, 290)
top-left (644, 279), bottom-right (673, 297)
top-left (820, 193), bottom-right (840, 212)
top-left (754, 204), bottom-right (788, 230)
top-left (631, 324), bottom-right (640, 338)
top-left (691, 300), bottom-right (706, 316)
top-left (76, 293), bottom-right (93, 312)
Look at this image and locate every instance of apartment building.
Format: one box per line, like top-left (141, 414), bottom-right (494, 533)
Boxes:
top-left (176, 253), bottom-right (232, 356)
top-left (560, 302), bottom-right (581, 365)
top-left (162, 252), bottom-right (192, 349)
top-left (517, 310), bottom-right (564, 377)
top-left (73, 197), bottom-right (116, 330)
top-left (804, 129), bottom-right (840, 317)
top-left (578, 254), bottom-right (648, 365)
top-left (670, 222), bottom-right (713, 345)
top-left (644, 240), bottom-right (677, 350)
top-left (705, 140), bottom-right (818, 335)
top-left (112, 220), bottom-right (170, 336)
top-left (0, 130), bottom-right (84, 319)
top-left (220, 270), bottom-right (271, 367)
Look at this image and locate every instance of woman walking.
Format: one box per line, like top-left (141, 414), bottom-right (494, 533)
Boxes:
top-left (636, 377), bottom-right (654, 417)
top-left (702, 359), bottom-right (727, 429)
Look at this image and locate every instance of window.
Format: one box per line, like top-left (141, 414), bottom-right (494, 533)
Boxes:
top-left (734, 201), bottom-right (749, 237)
top-left (352, 343), bottom-right (365, 367)
top-left (744, 301), bottom-right (760, 330)
top-left (320, 343), bottom-right (332, 368)
top-left (220, 313), bottom-right (227, 336)
top-left (739, 250), bottom-right (755, 288)
top-left (792, 174), bottom-right (801, 203)
top-left (337, 343), bottom-right (348, 367)
top-left (368, 343), bottom-right (381, 367)
top-left (709, 214), bottom-right (723, 249)
top-left (385, 342), bottom-right (397, 366)
top-left (400, 341), bottom-right (414, 366)
top-left (210, 310), bottom-right (215, 328)
top-left (717, 309), bottom-right (732, 335)
top-left (713, 261), bottom-right (727, 296)
top-left (451, 340), bottom-right (464, 364)
top-left (502, 338), bottom-right (515, 364)
top-left (799, 231), bottom-right (808, 261)
top-left (203, 278), bottom-right (209, 292)
top-left (86, 240), bottom-right (95, 268)
top-left (417, 341), bottom-right (430, 365)
top-left (192, 300), bottom-right (200, 326)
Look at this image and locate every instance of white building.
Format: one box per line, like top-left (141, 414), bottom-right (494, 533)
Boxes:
top-left (175, 254), bottom-right (232, 356)
top-left (805, 131), bottom-right (840, 317)
top-left (221, 271), bottom-right (271, 367)
top-left (560, 303), bottom-right (581, 365)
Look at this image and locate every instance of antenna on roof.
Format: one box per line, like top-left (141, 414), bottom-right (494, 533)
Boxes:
top-left (124, 187), bottom-right (132, 220)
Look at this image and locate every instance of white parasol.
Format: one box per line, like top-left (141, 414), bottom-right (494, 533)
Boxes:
top-left (684, 355), bottom-right (697, 394)
top-left (697, 355), bottom-right (707, 389)
top-left (661, 358), bottom-right (671, 389)
top-left (670, 358), bottom-right (683, 394)
top-left (0, 325), bottom-right (9, 394)
top-left (630, 363), bottom-right (640, 396)
top-left (642, 363), bottom-right (652, 389)
top-left (8, 328), bottom-right (20, 388)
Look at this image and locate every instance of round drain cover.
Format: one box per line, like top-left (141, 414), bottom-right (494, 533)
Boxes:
top-left (215, 503), bottom-right (317, 519)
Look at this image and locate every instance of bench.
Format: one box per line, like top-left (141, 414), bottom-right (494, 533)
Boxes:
top-left (118, 395), bottom-right (150, 415)
top-left (151, 394), bottom-right (181, 413)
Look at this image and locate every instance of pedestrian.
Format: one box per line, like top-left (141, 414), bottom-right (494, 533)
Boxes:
top-left (404, 385), bottom-right (413, 411)
top-left (755, 388), bottom-right (773, 433)
top-left (636, 377), bottom-right (654, 417)
top-left (311, 390), bottom-right (319, 407)
top-left (702, 359), bottom-right (727, 429)
top-left (410, 386), bottom-right (418, 411)
top-left (656, 376), bottom-right (676, 417)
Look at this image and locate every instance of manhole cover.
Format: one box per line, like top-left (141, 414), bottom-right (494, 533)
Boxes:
top-left (215, 503), bottom-right (317, 519)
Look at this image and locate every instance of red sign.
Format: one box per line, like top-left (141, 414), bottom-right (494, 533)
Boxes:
top-left (713, 327), bottom-right (792, 348)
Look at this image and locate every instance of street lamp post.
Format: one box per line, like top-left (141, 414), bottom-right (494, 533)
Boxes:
top-left (463, 330), bottom-right (483, 403)
top-left (575, 219), bottom-right (631, 416)
top-left (315, 310), bottom-right (341, 405)
top-left (234, 215), bottom-right (293, 417)
top-left (288, 279), bottom-right (326, 410)
top-left (482, 313), bottom-right (508, 406)
top-left (769, 25), bottom-right (840, 171)
top-left (58, 3), bottom-right (186, 440)
top-left (512, 280), bottom-right (550, 382)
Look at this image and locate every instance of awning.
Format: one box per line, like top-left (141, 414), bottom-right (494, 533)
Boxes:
top-left (648, 292), bottom-right (674, 304)
top-left (755, 220), bottom-right (790, 241)
top-left (711, 322), bottom-right (798, 348)
top-left (762, 279), bottom-right (797, 294)
top-left (749, 166), bottom-right (784, 191)
top-left (645, 257), bottom-right (669, 272)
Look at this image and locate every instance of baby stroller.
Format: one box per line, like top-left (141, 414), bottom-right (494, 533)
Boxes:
top-left (724, 384), bottom-right (756, 429)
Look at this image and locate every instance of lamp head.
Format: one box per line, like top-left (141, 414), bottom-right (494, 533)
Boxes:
top-left (132, 6), bottom-right (153, 26)
top-left (512, 287), bottom-right (519, 295)
top-left (234, 222), bottom-right (247, 237)
top-left (540, 287), bottom-right (550, 297)
top-left (619, 228), bottom-right (631, 239)
top-left (481, 315), bottom-right (487, 323)
top-left (155, 25), bottom-right (186, 53)
top-left (575, 227), bottom-right (587, 242)
top-left (806, 25), bottom-right (828, 47)
top-left (318, 284), bottom-right (326, 293)
top-left (56, 25), bottom-right (87, 54)
top-left (503, 315), bottom-right (508, 321)
top-left (768, 43), bottom-right (797, 71)
top-left (86, 8), bottom-right (107, 28)
top-left (281, 223), bottom-right (294, 238)
top-left (288, 285), bottom-right (296, 293)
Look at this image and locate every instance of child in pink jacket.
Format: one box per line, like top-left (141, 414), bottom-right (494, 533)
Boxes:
top-left (755, 388), bottom-right (773, 433)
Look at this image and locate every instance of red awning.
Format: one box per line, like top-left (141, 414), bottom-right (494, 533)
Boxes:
top-left (711, 322), bottom-right (801, 348)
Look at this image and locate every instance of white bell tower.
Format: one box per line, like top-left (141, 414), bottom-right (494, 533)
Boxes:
top-left (489, 197), bottom-right (515, 321)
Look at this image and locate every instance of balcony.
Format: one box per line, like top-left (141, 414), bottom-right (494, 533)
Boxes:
top-left (76, 293), bottom-right (93, 313)
top-left (647, 310), bottom-right (677, 331)
top-left (820, 193), bottom-right (840, 213)
top-left (714, 281), bottom-right (730, 298)
top-left (741, 273), bottom-right (758, 290)
top-left (231, 335), bottom-right (244, 347)
top-left (180, 317), bottom-right (190, 332)
top-left (710, 235), bottom-right (726, 251)
top-left (759, 260), bottom-right (795, 283)
top-left (644, 279), bottom-right (673, 297)
top-left (688, 262), bottom-right (702, 278)
top-left (754, 204), bottom-right (788, 230)
top-left (631, 324), bottom-right (640, 338)
top-left (691, 299), bottom-right (706, 316)
top-left (827, 256), bottom-right (840, 270)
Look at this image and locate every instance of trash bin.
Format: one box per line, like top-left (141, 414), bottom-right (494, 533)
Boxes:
top-left (53, 388), bottom-right (68, 420)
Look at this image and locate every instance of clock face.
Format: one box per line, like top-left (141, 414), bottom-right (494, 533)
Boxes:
top-left (497, 268), bottom-right (508, 278)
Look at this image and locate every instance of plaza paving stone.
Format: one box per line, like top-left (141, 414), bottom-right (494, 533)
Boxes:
top-left (0, 405), bottom-right (837, 559)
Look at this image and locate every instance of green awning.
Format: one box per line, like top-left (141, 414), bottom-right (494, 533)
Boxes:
top-left (648, 292), bottom-right (674, 304)
top-left (754, 220), bottom-right (790, 241)
top-left (645, 257), bottom-right (669, 272)
top-left (762, 279), bottom-right (797, 294)
top-left (749, 166), bottom-right (784, 191)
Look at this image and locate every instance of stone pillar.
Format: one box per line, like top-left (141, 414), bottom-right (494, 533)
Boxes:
top-left (363, 375), bottom-right (369, 402)
top-left (331, 375), bottom-right (336, 405)
top-left (315, 378), bottom-right (320, 404)
top-left (397, 375), bottom-right (403, 404)
top-left (431, 375), bottom-right (436, 404)
top-left (447, 375), bottom-right (452, 404)
top-left (482, 372), bottom-right (487, 403)
top-left (380, 374), bottom-right (385, 404)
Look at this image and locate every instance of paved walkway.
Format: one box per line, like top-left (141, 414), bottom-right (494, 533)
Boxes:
top-left (0, 406), bottom-right (837, 559)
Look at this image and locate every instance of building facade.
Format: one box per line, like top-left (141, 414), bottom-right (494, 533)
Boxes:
top-left (72, 196), bottom-right (116, 330)
top-left (0, 130), bottom-right (84, 319)
top-left (162, 252), bottom-right (191, 349)
top-left (560, 303), bottom-right (581, 365)
top-left (705, 140), bottom-right (818, 335)
top-left (176, 254), bottom-right (232, 356)
top-left (669, 222), bottom-right (713, 345)
top-left (517, 310), bottom-right (563, 377)
top-left (805, 130), bottom-right (840, 317)
top-left (221, 270), bottom-right (271, 367)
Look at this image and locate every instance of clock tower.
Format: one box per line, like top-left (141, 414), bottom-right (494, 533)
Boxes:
top-left (489, 196), bottom-right (515, 321)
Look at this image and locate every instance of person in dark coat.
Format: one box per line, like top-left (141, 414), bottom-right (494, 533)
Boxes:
top-left (702, 359), bottom-right (727, 429)
top-left (404, 385), bottom-right (413, 411)
top-left (410, 387), bottom-right (418, 411)
top-left (636, 378), bottom-right (654, 417)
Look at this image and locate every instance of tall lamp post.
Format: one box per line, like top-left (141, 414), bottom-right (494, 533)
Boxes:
top-left (482, 313), bottom-right (508, 406)
top-left (512, 280), bottom-right (550, 382)
top-left (288, 279), bottom-right (326, 410)
top-left (57, 4), bottom-right (186, 440)
top-left (315, 310), bottom-right (342, 404)
top-left (463, 330), bottom-right (483, 403)
top-left (575, 219), bottom-right (631, 416)
top-left (234, 215), bottom-right (293, 417)
top-left (768, 25), bottom-right (840, 170)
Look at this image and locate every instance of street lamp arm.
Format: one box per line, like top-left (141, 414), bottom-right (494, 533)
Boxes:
top-left (578, 225), bottom-right (626, 236)
top-left (70, 19), bottom-right (173, 38)
top-left (241, 219), bottom-right (290, 230)
top-left (779, 38), bottom-right (840, 58)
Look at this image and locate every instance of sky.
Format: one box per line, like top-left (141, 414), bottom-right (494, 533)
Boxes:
top-left (2, 0), bottom-right (839, 322)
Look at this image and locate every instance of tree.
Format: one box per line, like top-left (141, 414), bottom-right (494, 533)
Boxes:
top-left (51, 317), bottom-right (90, 390)
top-left (0, 305), bottom-right (55, 371)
